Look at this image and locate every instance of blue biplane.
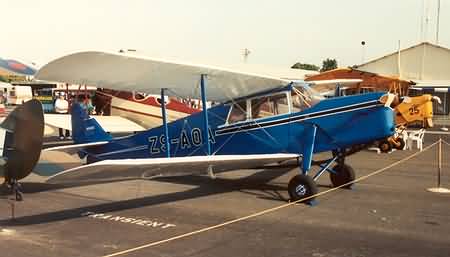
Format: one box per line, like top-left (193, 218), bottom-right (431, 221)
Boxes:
top-left (33, 51), bottom-right (397, 203)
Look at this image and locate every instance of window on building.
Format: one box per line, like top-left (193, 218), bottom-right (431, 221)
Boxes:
top-left (434, 92), bottom-right (449, 115)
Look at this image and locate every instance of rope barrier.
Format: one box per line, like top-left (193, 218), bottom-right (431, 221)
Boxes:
top-left (441, 139), bottom-right (450, 147)
top-left (101, 141), bottom-right (440, 257)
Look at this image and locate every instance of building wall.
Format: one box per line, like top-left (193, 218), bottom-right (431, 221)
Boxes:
top-left (359, 43), bottom-right (450, 124)
top-left (358, 43), bottom-right (450, 81)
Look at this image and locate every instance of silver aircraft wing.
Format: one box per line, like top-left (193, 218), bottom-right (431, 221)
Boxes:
top-left (36, 51), bottom-right (290, 102)
top-left (45, 153), bottom-right (299, 183)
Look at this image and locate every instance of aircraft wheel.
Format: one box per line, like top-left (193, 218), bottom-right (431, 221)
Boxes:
top-left (393, 138), bottom-right (406, 150)
top-left (378, 139), bottom-right (392, 153)
top-left (330, 164), bottom-right (355, 189)
top-left (288, 174), bottom-right (318, 203)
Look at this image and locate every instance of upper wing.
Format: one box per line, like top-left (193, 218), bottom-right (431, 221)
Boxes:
top-left (46, 153), bottom-right (299, 183)
top-left (35, 51), bottom-right (289, 102)
top-left (45, 114), bottom-right (145, 133)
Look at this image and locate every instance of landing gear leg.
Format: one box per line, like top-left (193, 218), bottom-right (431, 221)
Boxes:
top-left (289, 125), bottom-right (319, 205)
top-left (4, 178), bottom-right (23, 202)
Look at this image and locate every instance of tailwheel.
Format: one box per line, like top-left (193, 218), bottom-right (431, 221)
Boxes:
top-left (330, 164), bottom-right (355, 189)
top-left (378, 139), bottom-right (392, 153)
top-left (288, 174), bottom-right (318, 203)
top-left (4, 179), bottom-right (23, 201)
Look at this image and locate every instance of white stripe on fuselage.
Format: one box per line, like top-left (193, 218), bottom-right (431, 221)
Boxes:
top-left (216, 102), bottom-right (381, 136)
top-left (95, 145), bottom-right (148, 157)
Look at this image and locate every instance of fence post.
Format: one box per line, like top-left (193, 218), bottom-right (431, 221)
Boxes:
top-left (428, 137), bottom-right (450, 193)
top-left (438, 138), bottom-right (442, 188)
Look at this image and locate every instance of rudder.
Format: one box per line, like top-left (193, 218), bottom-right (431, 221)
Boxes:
top-left (71, 102), bottom-right (112, 143)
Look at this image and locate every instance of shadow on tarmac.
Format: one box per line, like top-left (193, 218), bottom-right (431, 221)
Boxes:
top-left (0, 167), bottom-right (310, 226)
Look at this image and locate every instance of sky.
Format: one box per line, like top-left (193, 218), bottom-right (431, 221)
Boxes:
top-left (1, 0), bottom-right (449, 69)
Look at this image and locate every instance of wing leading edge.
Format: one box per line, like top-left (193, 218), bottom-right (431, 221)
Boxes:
top-left (35, 51), bottom-right (290, 102)
top-left (46, 153), bottom-right (299, 183)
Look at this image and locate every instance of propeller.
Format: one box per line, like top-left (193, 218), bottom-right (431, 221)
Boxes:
top-left (0, 99), bottom-right (44, 200)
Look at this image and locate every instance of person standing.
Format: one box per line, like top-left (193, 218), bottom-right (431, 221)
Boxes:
top-left (54, 94), bottom-right (71, 140)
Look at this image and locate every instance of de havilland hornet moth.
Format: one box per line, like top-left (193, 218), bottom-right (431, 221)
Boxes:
top-left (22, 51), bottom-right (396, 203)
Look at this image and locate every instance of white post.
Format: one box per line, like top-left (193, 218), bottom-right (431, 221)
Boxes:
top-left (427, 138), bottom-right (450, 193)
top-left (438, 138), bottom-right (442, 188)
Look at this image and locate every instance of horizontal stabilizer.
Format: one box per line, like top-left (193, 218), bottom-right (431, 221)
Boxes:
top-left (43, 141), bottom-right (110, 155)
top-left (46, 153), bottom-right (299, 183)
top-left (44, 114), bottom-right (145, 133)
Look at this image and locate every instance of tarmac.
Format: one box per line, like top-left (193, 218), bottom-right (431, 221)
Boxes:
top-left (1, 133), bottom-right (450, 257)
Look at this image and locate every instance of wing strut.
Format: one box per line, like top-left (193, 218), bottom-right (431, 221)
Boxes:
top-left (301, 124), bottom-right (317, 174)
top-left (200, 74), bottom-right (211, 155)
top-left (161, 88), bottom-right (170, 158)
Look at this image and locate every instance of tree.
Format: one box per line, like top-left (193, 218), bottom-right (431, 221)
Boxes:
top-left (0, 75), bottom-right (8, 82)
top-left (291, 62), bottom-right (320, 71)
top-left (320, 58), bottom-right (338, 72)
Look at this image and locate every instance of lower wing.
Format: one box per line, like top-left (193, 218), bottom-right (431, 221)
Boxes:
top-left (46, 153), bottom-right (299, 183)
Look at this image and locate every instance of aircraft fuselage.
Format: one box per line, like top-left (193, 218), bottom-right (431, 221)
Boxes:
top-left (83, 88), bottom-right (395, 162)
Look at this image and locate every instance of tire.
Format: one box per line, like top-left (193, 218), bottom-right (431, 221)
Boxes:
top-left (393, 138), bottom-right (406, 150)
top-left (288, 174), bottom-right (318, 203)
top-left (378, 140), bottom-right (392, 153)
top-left (330, 164), bottom-right (355, 189)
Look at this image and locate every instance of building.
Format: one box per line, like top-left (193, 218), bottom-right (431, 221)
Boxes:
top-left (305, 68), bottom-right (412, 97)
top-left (357, 42), bottom-right (450, 122)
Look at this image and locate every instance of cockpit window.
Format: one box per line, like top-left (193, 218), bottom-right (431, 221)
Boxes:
top-left (227, 100), bottom-right (247, 124)
top-left (291, 85), bottom-right (323, 113)
top-left (251, 93), bottom-right (289, 119)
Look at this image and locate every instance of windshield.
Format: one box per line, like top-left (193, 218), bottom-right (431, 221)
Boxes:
top-left (291, 83), bottom-right (324, 112)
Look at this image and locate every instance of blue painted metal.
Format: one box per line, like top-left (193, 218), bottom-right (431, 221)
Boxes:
top-left (70, 102), bottom-right (112, 144)
top-left (200, 74), bottom-right (211, 155)
top-left (73, 84), bottom-right (396, 166)
top-left (161, 88), bottom-right (170, 158)
top-left (313, 155), bottom-right (338, 181)
top-left (307, 199), bottom-right (318, 206)
top-left (300, 125), bottom-right (317, 175)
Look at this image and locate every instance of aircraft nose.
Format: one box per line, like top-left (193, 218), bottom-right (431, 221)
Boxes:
top-left (379, 93), bottom-right (399, 108)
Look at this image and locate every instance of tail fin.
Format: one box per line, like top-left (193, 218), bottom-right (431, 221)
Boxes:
top-left (71, 102), bottom-right (112, 144)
